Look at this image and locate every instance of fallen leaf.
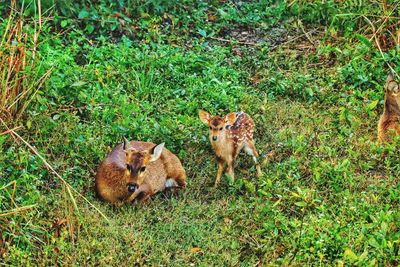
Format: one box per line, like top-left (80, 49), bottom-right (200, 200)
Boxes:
top-left (224, 217), bottom-right (232, 224)
top-left (208, 14), bottom-right (217, 22)
top-left (190, 247), bottom-right (201, 253)
top-left (53, 218), bottom-right (67, 238)
top-left (57, 219), bottom-right (67, 226)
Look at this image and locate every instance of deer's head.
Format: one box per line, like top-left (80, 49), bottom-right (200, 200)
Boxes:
top-left (199, 110), bottom-right (236, 142)
top-left (123, 137), bottom-right (164, 192)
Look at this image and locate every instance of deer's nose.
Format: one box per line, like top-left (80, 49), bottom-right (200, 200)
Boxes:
top-left (212, 136), bottom-right (218, 141)
top-left (127, 183), bottom-right (138, 192)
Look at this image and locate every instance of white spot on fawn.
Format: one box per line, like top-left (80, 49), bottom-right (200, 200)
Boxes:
top-left (165, 179), bottom-right (177, 188)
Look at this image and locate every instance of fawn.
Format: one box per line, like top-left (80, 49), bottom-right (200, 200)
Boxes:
top-left (378, 73), bottom-right (400, 143)
top-left (95, 137), bottom-right (186, 205)
top-left (199, 110), bottom-right (262, 186)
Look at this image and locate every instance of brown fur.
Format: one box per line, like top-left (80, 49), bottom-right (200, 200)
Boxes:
top-left (378, 74), bottom-right (400, 143)
top-left (199, 110), bottom-right (262, 186)
top-left (95, 140), bottom-right (186, 205)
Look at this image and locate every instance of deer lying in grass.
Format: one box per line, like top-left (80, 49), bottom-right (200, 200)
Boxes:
top-left (378, 73), bottom-right (400, 143)
top-left (95, 138), bottom-right (186, 205)
top-left (199, 110), bottom-right (262, 187)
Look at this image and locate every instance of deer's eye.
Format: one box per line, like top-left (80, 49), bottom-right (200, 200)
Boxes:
top-left (140, 166), bottom-right (146, 172)
top-left (219, 127), bottom-right (223, 131)
top-left (126, 164), bottom-right (131, 171)
top-left (209, 126), bottom-right (212, 130)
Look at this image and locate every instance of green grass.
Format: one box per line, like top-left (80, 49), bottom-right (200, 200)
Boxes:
top-left (1, 0), bottom-right (400, 265)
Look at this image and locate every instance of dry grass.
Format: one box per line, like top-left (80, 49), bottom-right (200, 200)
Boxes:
top-left (0, 0), bottom-right (51, 122)
top-left (0, 116), bottom-right (109, 258)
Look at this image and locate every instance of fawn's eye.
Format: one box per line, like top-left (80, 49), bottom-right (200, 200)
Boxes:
top-left (126, 164), bottom-right (131, 171)
top-left (209, 126), bottom-right (212, 130)
top-left (140, 166), bottom-right (146, 172)
top-left (219, 127), bottom-right (223, 131)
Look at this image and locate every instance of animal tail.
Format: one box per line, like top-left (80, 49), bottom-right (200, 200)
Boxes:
top-left (165, 178), bottom-right (178, 188)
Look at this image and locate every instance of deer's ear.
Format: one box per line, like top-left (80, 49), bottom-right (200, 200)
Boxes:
top-left (387, 73), bottom-right (394, 82)
top-left (387, 81), bottom-right (399, 94)
top-left (199, 110), bottom-right (211, 124)
top-left (150, 143), bottom-right (164, 162)
top-left (123, 137), bottom-right (133, 151)
top-left (224, 112), bottom-right (237, 125)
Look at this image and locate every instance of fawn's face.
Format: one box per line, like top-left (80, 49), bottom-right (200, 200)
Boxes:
top-left (123, 138), bottom-right (164, 193)
top-left (199, 110), bottom-right (236, 142)
top-left (386, 74), bottom-right (400, 106)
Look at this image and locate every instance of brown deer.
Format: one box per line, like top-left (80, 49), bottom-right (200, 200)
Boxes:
top-left (378, 73), bottom-right (400, 143)
top-left (199, 110), bottom-right (262, 186)
top-left (95, 138), bottom-right (186, 205)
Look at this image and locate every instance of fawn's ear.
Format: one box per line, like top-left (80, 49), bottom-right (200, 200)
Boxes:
top-left (224, 112), bottom-right (237, 125)
top-left (123, 137), bottom-right (133, 151)
top-left (150, 143), bottom-right (164, 162)
top-left (386, 74), bottom-right (398, 93)
top-left (199, 110), bottom-right (211, 124)
top-left (387, 81), bottom-right (399, 94)
top-left (387, 73), bottom-right (394, 82)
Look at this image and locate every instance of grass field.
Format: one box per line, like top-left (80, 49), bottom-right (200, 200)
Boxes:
top-left (1, 0), bottom-right (400, 265)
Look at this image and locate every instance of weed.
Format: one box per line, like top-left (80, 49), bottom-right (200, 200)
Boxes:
top-left (0, 0), bottom-right (52, 122)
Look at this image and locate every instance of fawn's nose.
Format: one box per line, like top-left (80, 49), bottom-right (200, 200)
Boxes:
top-left (127, 183), bottom-right (138, 192)
top-left (212, 136), bottom-right (218, 141)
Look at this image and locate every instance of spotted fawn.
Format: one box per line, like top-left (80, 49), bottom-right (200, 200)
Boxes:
top-left (199, 110), bottom-right (262, 186)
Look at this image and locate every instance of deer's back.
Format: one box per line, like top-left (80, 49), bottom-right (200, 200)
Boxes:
top-left (95, 145), bottom-right (129, 203)
top-left (226, 112), bottom-right (255, 143)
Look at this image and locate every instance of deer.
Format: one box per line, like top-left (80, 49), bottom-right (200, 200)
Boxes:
top-left (378, 73), bottom-right (400, 143)
top-left (95, 137), bottom-right (186, 205)
top-left (199, 110), bottom-right (262, 187)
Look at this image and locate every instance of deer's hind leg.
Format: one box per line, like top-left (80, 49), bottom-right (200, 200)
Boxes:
top-left (173, 170), bottom-right (187, 188)
top-left (165, 172), bottom-right (186, 190)
top-left (244, 140), bottom-right (262, 177)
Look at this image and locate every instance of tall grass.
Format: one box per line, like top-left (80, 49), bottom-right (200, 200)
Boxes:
top-left (0, 0), bottom-right (51, 123)
top-left (289, 0), bottom-right (400, 49)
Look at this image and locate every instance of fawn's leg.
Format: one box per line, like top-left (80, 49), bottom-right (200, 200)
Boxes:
top-left (245, 140), bottom-right (262, 177)
top-left (226, 157), bottom-right (235, 182)
top-left (138, 192), bottom-right (152, 205)
top-left (215, 158), bottom-right (226, 187)
top-left (225, 143), bottom-right (244, 183)
top-left (165, 174), bottom-right (186, 190)
top-left (127, 183), bottom-right (152, 203)
top-left (136, 184), bottom-right (153, 204)
top-left (174, 171), bottom-right (187, 188)
top-left (127, 190), bottom-right (140, 203)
